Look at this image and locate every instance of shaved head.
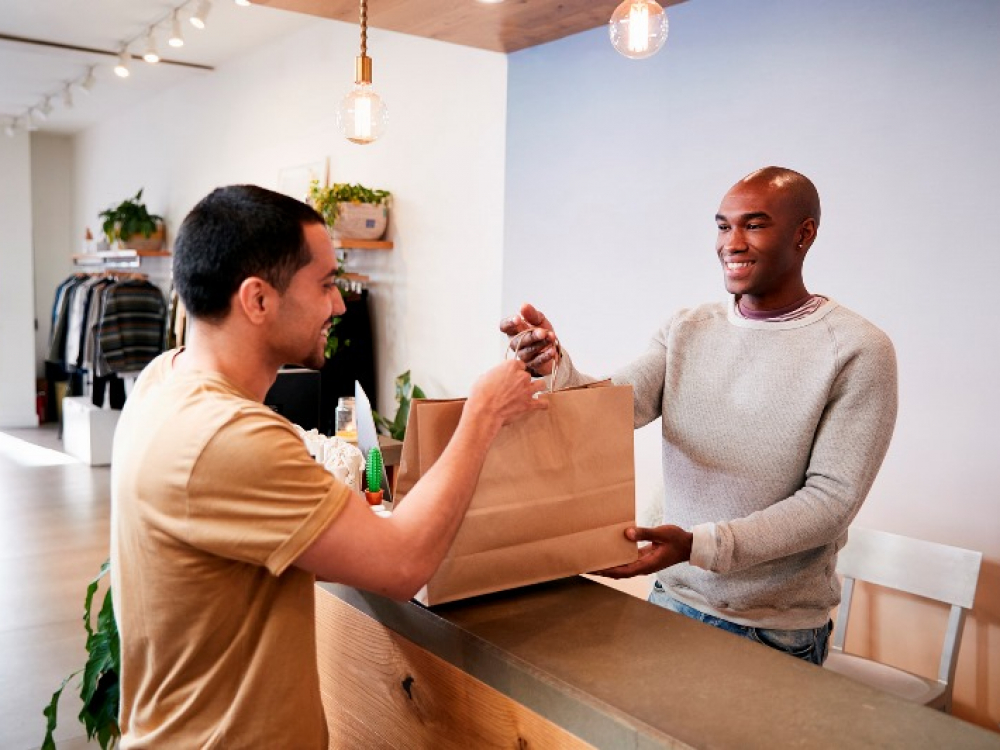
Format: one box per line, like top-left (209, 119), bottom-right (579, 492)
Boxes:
top-left (736, 166), bottom-right (821, 227)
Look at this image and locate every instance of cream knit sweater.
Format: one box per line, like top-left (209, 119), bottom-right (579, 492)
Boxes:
top-left (558, 297), bottom-right (898, 629)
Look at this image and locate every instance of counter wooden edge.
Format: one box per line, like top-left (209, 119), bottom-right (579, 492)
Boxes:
top-left (315, 581), bottom-right (685, 749)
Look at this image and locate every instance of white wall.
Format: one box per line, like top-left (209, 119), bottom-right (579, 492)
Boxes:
top-left (0, 130), bottom-right (40, 427)
top-left (73, 14), bottom-right (509, 411)
top-left (31, 134), bottom-right (75, 374)
top-left (503, 0), bottom-right (1000, 728)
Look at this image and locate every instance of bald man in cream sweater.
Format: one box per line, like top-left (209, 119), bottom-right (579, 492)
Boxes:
top-left (501, 167), bottom-right (897, 664)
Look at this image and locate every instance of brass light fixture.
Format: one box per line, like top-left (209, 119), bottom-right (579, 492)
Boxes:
top-left (336, 0), bottom-right (388, 145)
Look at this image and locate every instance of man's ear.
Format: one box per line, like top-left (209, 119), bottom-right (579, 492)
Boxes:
top-left (235, 277), bottom-right (275, 324)
top-left (797, 218), bottom-right (818, 253)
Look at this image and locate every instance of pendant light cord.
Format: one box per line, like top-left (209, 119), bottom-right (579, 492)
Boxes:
top-left (359, 0), bottom-right (368, 59)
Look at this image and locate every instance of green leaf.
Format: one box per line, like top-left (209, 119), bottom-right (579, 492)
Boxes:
top-left (82, 559), bottom-right (110, 639)
top-left (41, 670), bottom-right (81, 750)
top-left (370, 370), bottom-right (425, 440)
top-left (80, 588), bottom-right (117, 707)
top-left (392, 401), bottom-right (410, 441)
top-left (83, 671), bottom-right (120, 747)
top-left (324, 316), bottom-right (351, 360)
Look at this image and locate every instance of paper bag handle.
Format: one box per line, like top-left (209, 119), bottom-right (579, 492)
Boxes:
top-left (507, 328), bottom-right (560, 392)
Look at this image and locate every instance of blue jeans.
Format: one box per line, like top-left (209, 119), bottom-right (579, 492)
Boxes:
top-left (649, 581), bottom-right (831, 665)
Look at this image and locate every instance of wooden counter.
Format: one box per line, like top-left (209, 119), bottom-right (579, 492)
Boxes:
top-left (315, 577), bottom-right (999, 749)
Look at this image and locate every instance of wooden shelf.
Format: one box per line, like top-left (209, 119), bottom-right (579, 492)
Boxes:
top-left (72, 249), bottom-right (171, 266)
top-left (333, 238), bottom-right (393, 251)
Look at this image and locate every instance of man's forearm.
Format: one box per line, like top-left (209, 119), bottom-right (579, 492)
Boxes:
top-left (388, 406), bottom-right (503, 582)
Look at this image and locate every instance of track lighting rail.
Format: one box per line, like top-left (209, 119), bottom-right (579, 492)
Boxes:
top-left (0, 33), bottom-right (214, 72)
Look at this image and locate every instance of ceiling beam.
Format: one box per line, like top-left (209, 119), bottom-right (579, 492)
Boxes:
top-left (255, 0), bottom-right (688, 54)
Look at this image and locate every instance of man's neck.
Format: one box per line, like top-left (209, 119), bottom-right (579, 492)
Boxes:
top-left (175, 322), bottom-right (279, 401)
top-left (737, 283), bottom-right (810, 314)
top-left (737, 292), bottom-right (815, 320)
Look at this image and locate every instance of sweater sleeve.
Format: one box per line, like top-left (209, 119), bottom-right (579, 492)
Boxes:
top-left (707, 326), bottom-right (899, 574)
top-left (611, 325), bottom-right (670, 429)
top-left (555, 320), bottom-right (671, 430)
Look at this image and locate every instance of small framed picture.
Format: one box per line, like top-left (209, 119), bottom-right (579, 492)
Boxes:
top-left (276, 158), bottom-right (329, 202)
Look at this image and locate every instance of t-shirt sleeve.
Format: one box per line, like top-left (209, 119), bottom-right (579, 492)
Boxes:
top-left (184, 409), bottom-right (352, 576)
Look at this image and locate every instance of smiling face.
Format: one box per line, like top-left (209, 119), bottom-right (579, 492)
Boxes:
top-left (271, 222), bottom-right (346, 370)
top-left (715, 177), bottom-right (817, 311)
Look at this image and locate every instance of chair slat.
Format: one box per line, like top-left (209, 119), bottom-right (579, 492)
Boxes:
top-left (836, 527), bottom-right (981, 608)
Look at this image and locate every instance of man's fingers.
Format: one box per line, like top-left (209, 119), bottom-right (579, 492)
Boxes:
top-left (625, 526), bottom-right (662, 543)
top-left (499, 316), bottom-right (528, 336)
top-left (591, 560), bottom-right (651, 579)
top-left (518, 340), bottom-right (552, 360)
top-left (529, 381), bottom-right (550, 408)
top-left (525, 348), bottom-right (557, 371)
top-left (499, 315), bottom-right (530, 335)
top-left (520, 328), bottom-right (551, 346)
top-left (520, 303), bottom-right (547, 327)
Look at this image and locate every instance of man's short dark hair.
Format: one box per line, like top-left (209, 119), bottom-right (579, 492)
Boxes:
top-left (173, 185), bottom-right (326, 321)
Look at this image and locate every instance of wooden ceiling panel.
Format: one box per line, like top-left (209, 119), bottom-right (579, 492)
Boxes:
top-left (256, 0), bottom-right (687, 54)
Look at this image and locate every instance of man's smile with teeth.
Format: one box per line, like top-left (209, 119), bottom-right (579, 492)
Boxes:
top-left (726, 261), bottom-right (754, 269)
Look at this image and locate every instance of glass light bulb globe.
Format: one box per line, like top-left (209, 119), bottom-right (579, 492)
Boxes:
top-left (336, 82), bottom-right (388, 145)
top-left (609, 0), bottom-right (668, 60)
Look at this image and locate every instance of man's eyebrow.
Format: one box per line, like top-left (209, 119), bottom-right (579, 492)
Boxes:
top-left (716, 212), bottom-right (771, 222)
top-left (320, 268), bottom-right (338, 280)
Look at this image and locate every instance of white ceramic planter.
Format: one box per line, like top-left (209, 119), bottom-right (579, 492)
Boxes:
top-left (332, 202), bottom-right (388, 240)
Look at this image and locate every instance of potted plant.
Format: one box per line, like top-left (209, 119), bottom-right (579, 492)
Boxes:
top-left (308, 180), bottom-right (391, 240)
top-left (99, 188), bottom-right (165, 250)
top-left (42, 560), bottom-right (121, 749)
top-left (373, 370), bottom-right (426, 441)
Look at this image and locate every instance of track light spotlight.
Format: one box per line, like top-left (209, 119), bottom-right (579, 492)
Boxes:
top-left (190, 0), bottom-right (212, 29)
top-left (80, 66), bottom-right (97, 93)
top-left (63, 86), bottom-right (74, 108)
top-left (169, 11), bottom-right (185, 47)
top-left (114, 48), bottom-right (131, 77)
top-left (4, 122), bottom-right (15, 138)
top-left (143, 30), bottom-right (160, 63)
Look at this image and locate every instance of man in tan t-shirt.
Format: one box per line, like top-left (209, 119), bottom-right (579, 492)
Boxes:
top-left (110, 185), bottom-right (546, 748)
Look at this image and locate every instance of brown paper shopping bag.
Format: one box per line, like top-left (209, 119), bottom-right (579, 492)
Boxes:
top-left (395, 381), bottom-right (638, 605)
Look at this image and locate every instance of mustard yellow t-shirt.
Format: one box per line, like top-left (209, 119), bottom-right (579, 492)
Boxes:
top-left (110, 350), bottom-right (350, 749)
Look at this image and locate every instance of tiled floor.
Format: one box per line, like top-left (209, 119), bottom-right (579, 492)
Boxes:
top-left (0, 426), bottom-right (107, 749)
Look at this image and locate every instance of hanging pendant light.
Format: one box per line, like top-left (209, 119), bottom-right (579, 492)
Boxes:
top-left (336, 0), bottom-right (388, 145)
top-left (609, 0), bottom-right (669, 59)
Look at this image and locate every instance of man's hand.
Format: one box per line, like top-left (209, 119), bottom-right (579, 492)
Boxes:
top-left (466, 359), bottom-right (549, 429)
top-left (498, 303), bottom-right (560, 376)
top-left (592, 525), bottom-right (693, 579)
